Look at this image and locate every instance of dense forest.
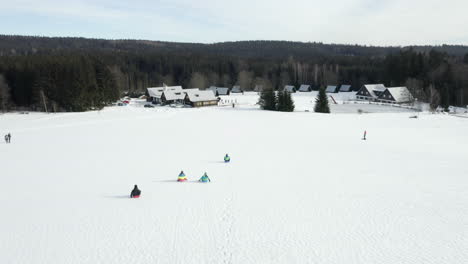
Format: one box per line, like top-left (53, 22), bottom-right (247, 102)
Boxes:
top-left (0, 35), bottom-right (467, 112)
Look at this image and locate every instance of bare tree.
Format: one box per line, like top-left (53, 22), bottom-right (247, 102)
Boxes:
top-left (428, 84), bottom-right (441, 111)
top-left (189, 72), bottom-right (207, 89)
top-left (237, 71), bottom-right (254, 90)
top-left (0, 74), bottom-right (11, 113)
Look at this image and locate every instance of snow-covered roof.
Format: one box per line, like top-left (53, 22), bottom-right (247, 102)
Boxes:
top-left (284, 85), bottom-right (295, 92)
top-left (231, 85), bottom-right (242, 93)
top-left (339, 85), bottom-right (352, 92)
top-left (298, 84), bottom-right (311, 92)
top-left (360, 84), bottom-right (386, 98)
top-left (385, 87), bottom-right (414, 103)
top-left (147, 86), bottom-right (183, 98)
top-left (325, 85), bottom-right (338, 93)
top-left (208, 87), bottom-right (229, 95)
top-left (185, 90), bottom-right (217, 102)
top-left (162, 90), bottom-right (186, 101)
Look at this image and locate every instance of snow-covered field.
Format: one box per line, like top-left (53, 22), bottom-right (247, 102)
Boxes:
top-left (1, 97), bottom-right (467, 263)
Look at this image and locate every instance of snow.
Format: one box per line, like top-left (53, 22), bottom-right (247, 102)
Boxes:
top-left (1, 97), bottom-right (467, 264)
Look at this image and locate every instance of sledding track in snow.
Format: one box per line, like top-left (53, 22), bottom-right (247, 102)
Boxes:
top-left (1, 106), bottom-right (468, 264)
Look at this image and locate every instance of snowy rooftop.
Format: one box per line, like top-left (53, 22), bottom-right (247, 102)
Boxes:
top-left (185, 89), bottom-right (217, 102)
top-left (385, 87), bottom-right (414, 103)
top-left (326, 85), bottom-right (338, 93)
top-left (298, 84), bottom-right (311, 92)
top-left (339, 85), bottom-right (352, 92)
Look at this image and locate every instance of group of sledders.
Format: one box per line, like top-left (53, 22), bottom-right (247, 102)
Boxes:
top-left (130, 154), bottom-right (231, 198)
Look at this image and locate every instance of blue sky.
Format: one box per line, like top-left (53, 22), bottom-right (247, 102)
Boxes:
top-left (0, 0), bottom-right (467, 46)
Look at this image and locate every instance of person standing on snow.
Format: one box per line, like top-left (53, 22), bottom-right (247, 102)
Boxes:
top-left (4, 134), bottom-right (8, 144)
top-left (130, 185), bottom-right (141, 198)
top-left (7, 133), bottom-right (11, 143)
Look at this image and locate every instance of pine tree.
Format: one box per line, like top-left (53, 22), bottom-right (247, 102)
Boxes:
top-left (277, 90), bottom-right (295, 112)
top-left (314, 87), bottom-right (330, 113)
top-left (258, 88), bottom-right (277, 111)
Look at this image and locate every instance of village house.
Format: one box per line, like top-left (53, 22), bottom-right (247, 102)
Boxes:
top-left (339, 84), bottom-right (352, 92)
top-left (147, 86), bottom-right (183, 104)
top-left (378, 87), bottom-right (414, 104)
top-left (231, 85), bottom-right (243, 93)
top-left (298, 84), bottom-right (311, 92)
top-left (284, 85), bottom-right (296, 93)
top-left (356, 84), bottom-right (386, 101)
top-left (325, 85), bottom-right (339, 93)
top-left (160, 90), bottom-right (186, 105)
top-left (208, 86), bottom-right (230, 96)
top-left (184, 89), bottom-right (218, 107)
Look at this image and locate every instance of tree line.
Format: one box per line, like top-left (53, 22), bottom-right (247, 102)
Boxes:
top-left (0, 35), bottom-right (467, 112)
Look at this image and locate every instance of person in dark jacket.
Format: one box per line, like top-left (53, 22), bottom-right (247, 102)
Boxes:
top-left (130, 185), bottom-right (141, 198)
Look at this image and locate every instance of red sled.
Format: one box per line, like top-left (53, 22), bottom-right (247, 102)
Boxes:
top-left (131, 195), bottom-right (140, 198)
top-left (177, 179), bottom-right (187, 182)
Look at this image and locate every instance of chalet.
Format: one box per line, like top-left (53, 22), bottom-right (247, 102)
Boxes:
top-left (298, 84), bottom-right (311, 92)
top-left (356, 84), bottom-right (386, 101)
top-left (339, 85), bottom-right (352, 92)
top-left (147, 86), bottom-right (183, 104)
top-left (208, 86), bottom-right (230, 96)
top-left (231, 85), bottom-right (243, 93)
top-left (184, 90), bottom-right (218, 107)
top-left (161, 90), bottom-right (186, 105)
top-left (284, 85), bottom-right (296, 93)
top-left (325, 85), bottom-right (339, 93)
top-left (378, 87), bottom-right (414, 104)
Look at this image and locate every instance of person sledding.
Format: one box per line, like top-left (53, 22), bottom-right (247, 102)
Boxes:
top-left (224, 154), bottom-right (230, 163)
top-left (130, 185), bottom-right (141, 198)
top-left (177, 170), bottom-right (187, 182)
top-left (199, 172), bottom-right (211, 183)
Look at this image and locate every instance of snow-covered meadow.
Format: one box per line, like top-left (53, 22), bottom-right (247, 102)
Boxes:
top-left (1, 94), bottom-right (467, 264)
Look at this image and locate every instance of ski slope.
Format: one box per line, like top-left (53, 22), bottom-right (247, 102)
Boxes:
top-left (1, 104), bottom-right (467, 263)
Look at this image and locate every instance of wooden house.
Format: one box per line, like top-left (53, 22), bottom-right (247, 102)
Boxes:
top-left (184, 90), bottom-right (218, 107)
top-left (298, 84), bottom-right (311, 92)
top-left (325, 85), bottom-right (339, 93)
top-left (356, 84), bottom-right (386, 101)
top-left (378, 87), bottom-right (414, 104)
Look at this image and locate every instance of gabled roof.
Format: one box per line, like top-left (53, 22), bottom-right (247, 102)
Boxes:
top-left (185, 90), bottom-right (217, 102)
top-left (384, 87), bottom-right (414, 103)
top-left (359, 84), bottom-right (386, 98)
top-left (162, 90), bottom-right (185, 101)
top-left (208, 86), bottom-right (229, 95)
top-left (325, 85), bottom-right (338, 93)
top-left (231, 85), bottom-right (243, 93)
top-left (147, 86), bottom-right (183, 98)
top-left (298, 84), bottom-right (311, 92)
top-left (284, 85), bottom-right (295, 92)
top-left (339, 85), bottom-right (352, 92)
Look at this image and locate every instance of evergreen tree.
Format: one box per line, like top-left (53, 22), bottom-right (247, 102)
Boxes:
top-left (314, 87), bottom-right (330, 113)
top-left (277, 90), bottom-right (295, 112)
top-left (258, 88), bottom-right (277, 110)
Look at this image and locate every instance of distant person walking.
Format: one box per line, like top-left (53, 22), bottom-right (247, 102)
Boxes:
top-left (4, 133), bottom-right (11, 144)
